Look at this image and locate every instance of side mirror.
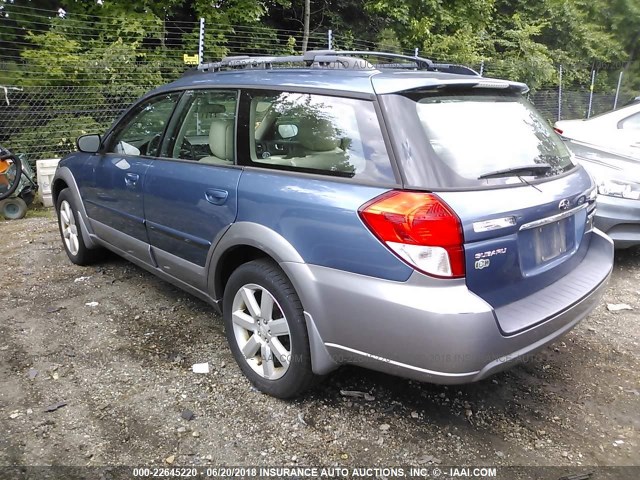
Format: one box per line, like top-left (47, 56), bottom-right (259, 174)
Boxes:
top-left (77, 134), bottom-right (102, 153)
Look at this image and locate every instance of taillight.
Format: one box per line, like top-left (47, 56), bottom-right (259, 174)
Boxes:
top-left (358, 191), bottom-right (465, 278)
top-left (554, 127), bottom-right (563, 135)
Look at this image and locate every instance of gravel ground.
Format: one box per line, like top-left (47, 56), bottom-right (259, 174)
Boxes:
top-left (0, 214), bottom-right (638, 476)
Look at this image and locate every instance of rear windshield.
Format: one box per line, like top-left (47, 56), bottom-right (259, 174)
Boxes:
top-left (381, 91), bottom-right (576, 189)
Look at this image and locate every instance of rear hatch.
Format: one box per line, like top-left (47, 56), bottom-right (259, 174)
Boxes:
top-left (378, 86), bottom-right (596, 334)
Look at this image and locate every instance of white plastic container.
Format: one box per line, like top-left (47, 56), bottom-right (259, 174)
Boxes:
top-left (36, 158), bottom-right (61, 207)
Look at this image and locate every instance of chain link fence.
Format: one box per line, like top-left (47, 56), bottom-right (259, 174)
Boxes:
top-left (0, 11), bottom-right (637, 163)
top-left (0, 86), bottom-right (143, 162)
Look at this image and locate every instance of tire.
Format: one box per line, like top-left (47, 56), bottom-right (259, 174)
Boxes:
top-left (0, 155), bottom-right (22, 201)
top-left (0, 197), bottom-right (28, 220)
top-left (56, 188), bottom-right (105, 265)
top-left (223, 259), bottom-right (318, 398)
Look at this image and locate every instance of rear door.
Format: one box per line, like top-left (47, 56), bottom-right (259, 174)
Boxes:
top-left (380, 89), bottom-right (596, 332)
top-left (142, 89), bottom-right (242, 289)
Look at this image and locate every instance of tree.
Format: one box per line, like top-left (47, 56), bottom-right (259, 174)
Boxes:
top-left (302, 0), bottom-right (310, 51)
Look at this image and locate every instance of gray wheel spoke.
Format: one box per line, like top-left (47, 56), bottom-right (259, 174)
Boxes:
top-left (261, 343), bottom-right (275, 378)
top-left (71, 234), bottom-right (79, 255)
top-left (269, 318), bottom-right (289, 337)
top-left (64, 203), bottom-right (73, 224)
top-left (232, 310), bottom-right (256, 331)
top-left (60, 209), bottom-right (70, 225)
top-left (240, 287), bottom-right (261, 318)
top-left (260, 291), bottom-right (274, 321)
top-left (269, 337), bottom-right (290, 368)
top-left (241, 334), bottom-right (261, 359)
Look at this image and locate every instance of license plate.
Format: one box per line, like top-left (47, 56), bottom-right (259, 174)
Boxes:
top-left (533, 219), bottom-right (568, 263)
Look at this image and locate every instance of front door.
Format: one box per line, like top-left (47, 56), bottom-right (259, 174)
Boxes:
top-left (82, 93), bottom-right (181, 259)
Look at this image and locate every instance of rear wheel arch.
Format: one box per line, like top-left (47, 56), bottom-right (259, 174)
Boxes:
top-left (214, 245), bottom-right (273, 306)
top-left (208, 222), bottom-right (306, 305)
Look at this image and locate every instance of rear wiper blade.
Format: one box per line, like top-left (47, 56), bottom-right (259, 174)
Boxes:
top-left (478, 164), bottom-right (552, 180)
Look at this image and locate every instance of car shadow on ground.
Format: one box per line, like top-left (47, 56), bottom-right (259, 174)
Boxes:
top-left (98, 246), bottom-right (634, 445)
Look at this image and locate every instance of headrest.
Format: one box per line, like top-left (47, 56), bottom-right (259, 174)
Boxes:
top-left (297, 117), bottom-right (340, 152)
top-left (208, 103), bottom-right (226, 115)
top-left (209, 118), bottom-right (234, 160)
top-left (200, 103), bottom-right (225, 117)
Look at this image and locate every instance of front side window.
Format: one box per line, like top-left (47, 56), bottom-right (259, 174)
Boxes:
top-left (108, 93), bottom-right (180, 157)
top-left (242, 91), bottom-right (395, 183)
top-left (382, 91), bottom-right (576, 188)
top-left (164, 89), bottom-right (238, 164)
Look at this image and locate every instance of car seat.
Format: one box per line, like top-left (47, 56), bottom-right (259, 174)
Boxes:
top-left (200, 118), bottom-right (234, 165)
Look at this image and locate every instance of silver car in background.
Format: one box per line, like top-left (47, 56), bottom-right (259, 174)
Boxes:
top-left (555, 102), bottom-right (640, 160)
top-left (563, 138), bottom-right (640, 248)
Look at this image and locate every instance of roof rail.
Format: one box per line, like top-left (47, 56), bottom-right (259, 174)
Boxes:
top-left (194, 50), bottom-right (479, 76)
top-left (333, 52), bottom-right (479, 75)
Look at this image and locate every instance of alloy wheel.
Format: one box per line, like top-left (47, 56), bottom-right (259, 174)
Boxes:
top-left (60, 199), bottom-right (79, 256)
top-left (231, 283), bottom-right (292, 380)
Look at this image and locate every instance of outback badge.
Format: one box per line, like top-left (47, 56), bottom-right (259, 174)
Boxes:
top-left (475, 259), bottom-right (490, 270)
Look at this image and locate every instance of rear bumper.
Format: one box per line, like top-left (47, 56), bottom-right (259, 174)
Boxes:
top-left (285, 229), bottom-right (613, 383)
top-left (594, 194), bottom-right (640, 248)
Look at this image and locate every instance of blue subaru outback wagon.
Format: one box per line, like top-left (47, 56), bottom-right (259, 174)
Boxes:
top-left (53, 51), bottom-right (614, 398)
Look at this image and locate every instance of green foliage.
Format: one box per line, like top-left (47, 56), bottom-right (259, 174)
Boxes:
top-left (376, 28), bottom-right (402, 53)
top-left (11, 115), bottom-right (109, 161)
top-left (1, 0), bottom-right (640, 162)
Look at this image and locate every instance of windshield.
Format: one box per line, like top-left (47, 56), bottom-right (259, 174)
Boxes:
top-left (381, 91), bottom-right (576, 188)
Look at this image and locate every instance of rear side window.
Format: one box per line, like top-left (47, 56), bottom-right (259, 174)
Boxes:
top-left (239, 90), bottom-right (395, 183)
top-left (381, 92), bottom-right (575, 189)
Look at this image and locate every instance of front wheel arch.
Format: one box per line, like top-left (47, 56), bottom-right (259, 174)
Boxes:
top-left (51, 178), bottom-right (68, 208)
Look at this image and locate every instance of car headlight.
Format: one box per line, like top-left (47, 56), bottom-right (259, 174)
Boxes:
top-left (598, 178), bottom-right (640, 200)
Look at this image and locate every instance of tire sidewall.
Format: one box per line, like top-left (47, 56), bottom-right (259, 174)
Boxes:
top-left (223, 260), bottom-right (313, 398)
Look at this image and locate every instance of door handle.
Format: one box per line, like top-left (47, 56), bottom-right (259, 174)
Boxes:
top-left (205, 188), bottom-right (229, 205)
top-left (124, 172), bottom-right (139, 187)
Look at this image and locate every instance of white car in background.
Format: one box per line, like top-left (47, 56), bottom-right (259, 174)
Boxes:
top-left (554, 102), bottom-right (640, 160)
top-left (556, 100), bottom-right (640, 248)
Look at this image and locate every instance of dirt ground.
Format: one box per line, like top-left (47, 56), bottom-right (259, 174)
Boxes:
top-left (1, 212), bottom-right (638, 476)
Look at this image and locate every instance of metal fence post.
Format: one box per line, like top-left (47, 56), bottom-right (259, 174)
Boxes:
top-left (614, 70), bottom-right (624, 109)
top-left (198, 17), bottom-right (205, 65)
top-left (558, 64), bottom-right (563, 121)
top-left (479, 60), bottom-right (484, 76)
top-left (328, 30), bottom-right (332, 50)
top-left (587, 69), bottom-right (596, 118)
top-left (414, 48), bottom-right (419, 57)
